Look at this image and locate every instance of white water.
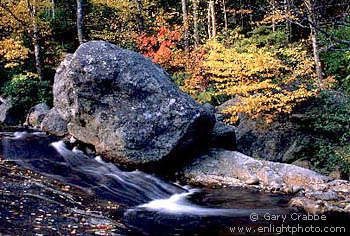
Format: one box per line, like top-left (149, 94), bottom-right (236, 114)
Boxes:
top-left (3, 132), bottom-right (275, 218)
top-left (49, 139), bottom-right (237, 216)
top-left (138, 189), bottom-right (236, 216)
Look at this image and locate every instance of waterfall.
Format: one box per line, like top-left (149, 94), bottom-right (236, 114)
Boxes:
top-left (1, 132), bottom-right (239, 215)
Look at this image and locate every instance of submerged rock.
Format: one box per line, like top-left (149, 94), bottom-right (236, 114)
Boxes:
top-left (53, 41), bottom-right (215, 166)
top-left (25, 103), bottom-right (50, 127)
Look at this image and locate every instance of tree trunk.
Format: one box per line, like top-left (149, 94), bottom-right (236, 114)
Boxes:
top-left (210, 0), bottom-right (216, 38)
top-left (222, 0), bottom-right (228, 32)
top-left (27, 0), bottom-right (44, 81)
top-left (284, 0), bottom-right (292, 42)
top-left (192, 0), bottom-right (199, 47)
top-left (77, 0), bottom-right (84, 45)
top-left (181, 0), bottom-right (189, 50)
top-left (207, 2), bottom-right (212, 39)
top-left (306, 0), bottom-right (323, 88)
top-left (272, 0), bottom-right (276, 32)
top-left (133, 0), bottom-right (144, 33)
top-left (52, 0), bottom-right (55, 18)
top-left (240, 0), bottom-right (244, 29)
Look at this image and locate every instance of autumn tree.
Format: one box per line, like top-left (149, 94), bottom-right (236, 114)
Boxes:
top-left (0, 0), bottom-right (51, 80)
top-left (184, 39), bottom-right (324, 123)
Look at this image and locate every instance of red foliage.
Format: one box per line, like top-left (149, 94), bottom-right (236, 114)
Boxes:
top-left (135, 16), bottom-right (183, 70)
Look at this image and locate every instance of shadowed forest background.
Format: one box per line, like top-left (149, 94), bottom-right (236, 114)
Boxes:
top-left (1, 0), bottom-right (350, 177)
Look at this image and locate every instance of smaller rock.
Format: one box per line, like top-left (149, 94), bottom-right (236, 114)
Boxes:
top-left (284, 187), bottom-right (293, 194)
top-left (202, 103), bottom-right (216, 115)
top-left (292, 185), bottom-right (303, 194)
top-left (216, 98), bottom-right (241, 114)
top-left (289, 197), bottom-right (346, 215)
top-left (257, 166), bottom-right (284, 185)
top-left (41, 108), bottom-right (68, 137)
top-left (25, 103), bottom-right (50, 127)
top-left (282, 140), bottom-right (304, 163)
top-left (0, 97), bottom-right (19, 125)
top-left (211, 121), bottom-right (237, 150)
top-left (345, 204), bottom-right (350, 212)
top-left (305, 191), bottom-right (340, 201)
top-left (329, 167), bottom-right (343, 180)
top-left (245, 177), bottom-right (259, 185)
top-left (215, 98), bottom-right (242, 122)
top-left (328, 180), bottom-right (350, 193)
top-left (70, 136), bottom-right (77, 144)
top-left (291, 159), bottom-right (313, 170)
top-left (270, 182), bottom-right (282, 191)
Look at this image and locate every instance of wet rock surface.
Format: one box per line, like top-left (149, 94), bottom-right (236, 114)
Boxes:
top-left (0, 157), bottom-right (129, 235)
top-left (183, 149), bottom-right (350, 216)
top-left (52, 41), bottom-right (215, 166)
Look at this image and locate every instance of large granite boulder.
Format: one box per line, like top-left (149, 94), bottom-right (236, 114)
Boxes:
top-left (53, 41), bottom-right (215, 166)
top-left (25, 103), bottom-right (50, 127)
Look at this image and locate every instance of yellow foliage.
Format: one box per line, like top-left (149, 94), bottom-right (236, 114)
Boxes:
top-left (186, 40), bottom-right (320, 123)
top-left (0, 38), bottom-right (30, 69)
top-left (0, 0), bottom-right (52, 33)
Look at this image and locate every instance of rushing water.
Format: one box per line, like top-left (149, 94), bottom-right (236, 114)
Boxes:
top-left (0, 131), bottom-right (297, 235)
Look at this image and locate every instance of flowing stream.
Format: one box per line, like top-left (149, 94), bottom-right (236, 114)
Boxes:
top-left (0, 131), bottom-right (298, 235)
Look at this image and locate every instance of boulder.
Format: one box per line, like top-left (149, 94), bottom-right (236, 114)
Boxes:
top-left (52, 41), bottom-right (215, 166)
top-left (202, 102), bottom-right (216, 115)
top-left (0, 97), bottom-right (19, 125)
top-left (211, 121), bottom-right (237, 150)
top-left (215, 98), bottom-right (307, 163)
top-left (40, 108), bottom-right (68, 137)
top-left (182, 149), bottom-right (350, 215)
top-left (216, 98), bottom-right (241, 114)
top-left (292, 159), bottom-right (313, 170)
top-left (215, 98), bottom-right (241, 122)
top-left (25, 103), bottom-right (50, 127)
top-left (183, 149), bottom-right (330, 188)
top-left (289, 197), bottom-right (347, 215)
top-left (235, 118), bottom-right (307, 163)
